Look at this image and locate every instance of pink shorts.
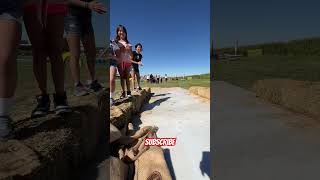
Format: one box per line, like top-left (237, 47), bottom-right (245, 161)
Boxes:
top-left (118, 62), bottom-right (132, 79)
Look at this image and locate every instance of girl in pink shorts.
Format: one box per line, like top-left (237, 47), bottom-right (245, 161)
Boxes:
top-left (24, 2), bottom-right (72, 118)
top-left (115, 25), bottom-right (133, 99)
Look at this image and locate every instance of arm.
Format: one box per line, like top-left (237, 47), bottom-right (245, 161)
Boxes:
top-left (130, 60), bottom-right (140, 64)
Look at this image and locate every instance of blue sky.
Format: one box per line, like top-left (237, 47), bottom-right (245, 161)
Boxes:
top-left (213, 0), bottom-right (320, 48)
top-left (111, 0), bottom-right (210, 76)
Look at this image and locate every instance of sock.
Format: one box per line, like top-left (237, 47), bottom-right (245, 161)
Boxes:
top-left (0, 98), bottom-right (14, 116)
top-left (0, 98), bottom-right (14, 133)
top-left (110, 92), bottom-right (114, 99)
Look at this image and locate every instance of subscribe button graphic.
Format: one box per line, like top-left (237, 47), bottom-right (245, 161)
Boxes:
top-left (144, 138), bottom-right (177, 146)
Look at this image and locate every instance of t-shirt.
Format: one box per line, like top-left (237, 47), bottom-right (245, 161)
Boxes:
top-left (109, 40), bottom-right (120, 55)
top-left (132, 51), bottom-right (143, 68)
top-left (118, 40), bottom-right (132, 63)
top-left (68, 0), bottom-right (92, 17)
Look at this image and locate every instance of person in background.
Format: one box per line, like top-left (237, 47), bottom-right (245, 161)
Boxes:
top-left (165, 74), bottom-right (168, 82)
top-left (130, 43), bottom-right (143, 91)
top-left (115, 25), bottom-right (133, 99)
top-left (150, 74), bottom-right (154, 83)
top-left (64, 0), bottom-right (106, 96)
top-left (147, 74), bottom-right (150, 83)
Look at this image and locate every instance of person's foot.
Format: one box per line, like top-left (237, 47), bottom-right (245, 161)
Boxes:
top-left (53, 92), bottom-right (72, 115)
top-left (74, 82), bottom-right (89, 97)
top-left (127, 91), bottom-right (132, 98)
top-left (120, 91), bottom-right (126, 99)
top-left (138, 87), bottom-right (142, 91)
top-left (31, 94), bottom-right (50, 118)
top-left (0, 116), bottom-right (14, 141)
top-left (87, 80), bottom-right (103, 92)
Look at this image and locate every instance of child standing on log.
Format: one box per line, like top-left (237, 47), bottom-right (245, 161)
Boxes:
top-left (130, 43), bottom-right (144, 91)
top-left (115, 25), bottom-right (133, 99)
top-left (109, 39), bottom-right (120, 106)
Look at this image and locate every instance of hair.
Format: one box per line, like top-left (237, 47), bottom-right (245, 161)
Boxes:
top-left (135, 43), bottom-right (143, 49)
top-left (115, 25), bottom-right (129, 43)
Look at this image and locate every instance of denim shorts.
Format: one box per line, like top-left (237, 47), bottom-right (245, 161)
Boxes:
top-left (64, 14), bottom-right (93, 36)
top-left (131, 65), bottom-right (140, 73)
top-left (110, 59), bottom-right (118, 67)
top-left (0, 1), bottom-right (22, 24)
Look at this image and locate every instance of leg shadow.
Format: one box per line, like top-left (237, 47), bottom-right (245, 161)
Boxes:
top-left (152, 93), bottom-right (171, 97)
top-left (200, 151), bottom-right (210, 178)
top-left (142, 97), bottom-right (171, 111)
top-left (163, 148), bottom-right (176, 180)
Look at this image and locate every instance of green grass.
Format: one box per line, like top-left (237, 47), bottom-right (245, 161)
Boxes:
top-left (187, 73), bottom-right (210, 79)
top-left (15, 57), bottom-right (209, 102)
top-left (213, 55), bottom-right (320, 90)
top-left (112, 74), bottom-right (210, 98)
top-left (15, 58), bottom-right (108, 105)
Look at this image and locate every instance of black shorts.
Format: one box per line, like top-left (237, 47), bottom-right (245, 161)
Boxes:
top-left (131, 65), bottom-right (139, 73)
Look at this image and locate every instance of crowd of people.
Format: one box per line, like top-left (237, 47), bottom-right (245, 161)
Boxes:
top-left (109, 25), bottom-right (144, 107)
top-left (143, 74), bottom-right (168, 84)
top-left (0, 0), bottom-right (106, 140)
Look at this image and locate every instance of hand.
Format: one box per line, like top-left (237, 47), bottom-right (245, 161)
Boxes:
top-left (139, 62), bottom-right (143, 66)
top-left (88, 1), bottom-right (107, 14)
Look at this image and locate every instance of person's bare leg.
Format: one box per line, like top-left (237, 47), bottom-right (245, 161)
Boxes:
top-left (82, 32), bottom-right (96, 82)
top-left (46, 14), bottom-right (65, 96)
top-left (45, 14), bottom-right (71, 115)
top-left (126, 77), bottom-right (131, 92)
top-left (136, 72), bottom-right (141, 88)
top-left (0, 19), bottom-right (21, 138)
top-left (110, 66), bottom-right (116, 94)
top-left (120, 78), bottom-right (125, 92)
top-left (118, 66), bottom-right (126, 94)
top-left (24, 13), bottom-right (47, 95)
top-left (131, 71), bottom-right (136, 89)
top-left (126, 69), bottom-right (131, 92)
top-left (67, 34), bottom-right (81, 85)
top-left (110, 66), bottom-right (117, 102)
top-left (0, 20), bottom-right (20, 98)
